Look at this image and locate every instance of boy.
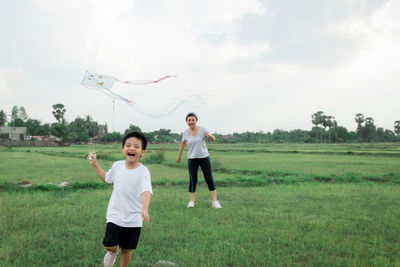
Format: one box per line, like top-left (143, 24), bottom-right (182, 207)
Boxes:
top-left (88, 131), bottom-right (152, 267)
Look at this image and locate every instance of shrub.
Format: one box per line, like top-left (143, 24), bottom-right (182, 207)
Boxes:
top-left (146, 149), bottom-right (166, 164)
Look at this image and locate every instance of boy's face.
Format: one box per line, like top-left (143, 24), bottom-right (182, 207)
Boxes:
top-left (122, 137), bottom-right (145, 163)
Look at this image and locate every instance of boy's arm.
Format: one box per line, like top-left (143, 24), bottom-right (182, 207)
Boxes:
top-left (176, 141), bottom-right (186, 163)
top-left (88, 152), bottom-right (106, 183)
top-left (141, 191), bottom-right (151, 223)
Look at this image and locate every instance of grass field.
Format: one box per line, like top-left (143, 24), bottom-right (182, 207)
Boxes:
top-left (0, 143), bottom-right (399, 266)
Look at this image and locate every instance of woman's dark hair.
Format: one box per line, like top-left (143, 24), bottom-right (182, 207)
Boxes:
top-left (122, 131), bottom-right (148, 150)
top-left (185, 112), bottom-right (198, 121)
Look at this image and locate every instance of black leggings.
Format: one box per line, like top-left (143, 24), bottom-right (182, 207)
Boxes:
top-left (187, 157), bottom-right (216, 193)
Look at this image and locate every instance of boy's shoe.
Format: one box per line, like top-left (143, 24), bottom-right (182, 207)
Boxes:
top-left (187, 201), bottom-right (195, 208)
top-left (212, 200), bottom-right (222, 209)
top-left (104, 247), bottom-right (119, 267)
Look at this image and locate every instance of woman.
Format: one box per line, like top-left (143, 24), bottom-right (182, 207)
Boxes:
top-left (176, 112), bottom-right (222, 208)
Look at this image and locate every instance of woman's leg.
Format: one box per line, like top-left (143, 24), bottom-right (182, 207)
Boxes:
top-left (199, 157), bottom-right (216, 196)
top-left (188, 159), bottom-right (199, 195)
top-left (210, 190), bottom-right (217, 201)
top-left (189, 192), bottom-right (196, 202)
top-left (199, 157), bottom-right (221, 207)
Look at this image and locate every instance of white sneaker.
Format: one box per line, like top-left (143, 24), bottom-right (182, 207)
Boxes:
top-left (212, 200), bottom-right (222, 209)
top-left (104, 247), bottom-right (119, 267)
top-left (187, 201), bottom-right (195, 208)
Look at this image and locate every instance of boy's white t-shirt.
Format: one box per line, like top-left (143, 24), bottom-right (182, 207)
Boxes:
top-left (182, 126), bottom-right (209, 159)
top-left (105, 161), bottom-right (153, 227)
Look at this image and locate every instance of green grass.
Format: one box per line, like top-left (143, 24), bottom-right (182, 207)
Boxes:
top-left (3, 143), bottom-right (399, 185)
top-left (0, 150), bottom-right (237, 185)
top-left (0, 143), bottom-right (399, 266)
top-left (205, 152), bottom-right (400, 177)
top-left (0, 185), bottom-right (399, 266)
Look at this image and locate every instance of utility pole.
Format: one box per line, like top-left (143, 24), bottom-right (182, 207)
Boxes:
top-left (4, 114), bottom-right (14, 142)
top-left (112, 99), bottom-right (115, 132)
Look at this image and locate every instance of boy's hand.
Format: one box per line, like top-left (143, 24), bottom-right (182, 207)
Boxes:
top-left (141, 210), bottom-right (150, 223)
top-left (87, 152), bottom-right (97, 165)
top-left (176, 156), bottom-right (181, 163)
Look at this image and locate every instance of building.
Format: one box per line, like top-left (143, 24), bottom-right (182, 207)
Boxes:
top-left (222, 134), bottom-right (238, 140)
top-left (0, 127), bottom-right (27, 141)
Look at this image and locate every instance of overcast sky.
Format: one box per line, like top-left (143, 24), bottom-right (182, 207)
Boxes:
top-left (1, 0), bottom-right (399, 134)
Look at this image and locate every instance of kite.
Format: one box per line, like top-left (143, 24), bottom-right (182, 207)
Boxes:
top-left (81, 71), bottom-right (204, 118)
top-left (81, 71), bottom-right (177, 89)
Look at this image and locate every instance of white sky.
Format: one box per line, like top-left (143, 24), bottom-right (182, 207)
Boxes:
top-left (1, 0), bottom-right (399, 134)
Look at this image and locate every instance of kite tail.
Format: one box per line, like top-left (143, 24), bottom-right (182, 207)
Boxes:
top-left (126, 95), bottom-right (204, 118)
top-left (117, 75), bottom-right (177, 85)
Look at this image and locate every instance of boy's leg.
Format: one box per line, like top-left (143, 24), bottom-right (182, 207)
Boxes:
top-left (103, 246), bottom-right (119, 267)
top-left (120, 249), bottom-right (133, 267)
top-left (104, 246), bottom-right (119, 252)
top-left (119, 227), bottom-right (141, 266)
top-left (103, 223), bottom-right (121, 267)
top-left (104, 246), bottom-right (118, 252)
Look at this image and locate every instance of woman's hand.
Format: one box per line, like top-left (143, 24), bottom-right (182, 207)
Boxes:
top-left (141, 210), bottom-right (150, 223)
top-left (204, 131), bottom-right (216, 142)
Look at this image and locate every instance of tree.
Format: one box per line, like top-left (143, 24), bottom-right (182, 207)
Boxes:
top-left (8, 118), bottom-right (24, 127)
top-left (11, 106), bottom-right (18, 122)
top-left (153, 128), bottom-right (172, 143)
top-left (332, 119), bottom-right (338, 142)
top-left (25, 119), bottom-right (43, 135)
top-left (68, 117), bottom-right (88, 143)
top-left (375, 127), bottom-right (395, 142)
top-left (0, 110), bottom-right (7, 126)
top-left (100, 132), bottom-right (123, 142)
top-left (355, 113), bottom-right (365, 140)
top-left (50, 104), bottom-right (68, 143)
top-left (67, 115), bottom-right (99, 143)
top-left (322, 115), bottom-right (334, 143)
top-left (312, 111), bottom-right (325, 143)
top-left (85, 115), bottom-right (99, 138)
top-left (394, 121), bottom-right (400, 136)
top-left (52, 104), bottom-right (66, 124)
top-left (364, 117), bottom-right (376, 142)
top-left (19, 106), bottom-right (28, 121)
top-left (124, 124), bottom-right (142, 134)
top-left (9, 105), bottom-right (28, 127)
top-left (333, 125), bottom-right (350, 142)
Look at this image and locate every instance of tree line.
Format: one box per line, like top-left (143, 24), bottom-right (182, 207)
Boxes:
top-left (1, 106), bottom-right (399, 144)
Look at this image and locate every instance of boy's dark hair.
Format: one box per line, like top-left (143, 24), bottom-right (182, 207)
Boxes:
top-left (122, 131), bottom-right (148, 150)
top-left (185, 112), bottom-right (198, 121)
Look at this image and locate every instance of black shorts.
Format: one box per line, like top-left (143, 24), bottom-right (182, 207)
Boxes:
top-left (103, 222), bottom-right (141, 250)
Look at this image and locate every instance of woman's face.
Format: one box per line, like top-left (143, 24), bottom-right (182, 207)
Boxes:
top-left (186, 116), bottom-right (197, 128)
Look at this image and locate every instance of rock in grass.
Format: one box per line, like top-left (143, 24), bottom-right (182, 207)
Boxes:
top-left (57, 182), bottom-right (70, 187)
top-left (19, 180), bottom-right (34, 188)
top-left (152, 260), bottom-right (176, 266)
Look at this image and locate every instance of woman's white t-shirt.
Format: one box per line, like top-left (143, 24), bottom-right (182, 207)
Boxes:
top-left (105, 161), bottom-right (153, 227)
top-left (182, 126), bottom-right (209, 159)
